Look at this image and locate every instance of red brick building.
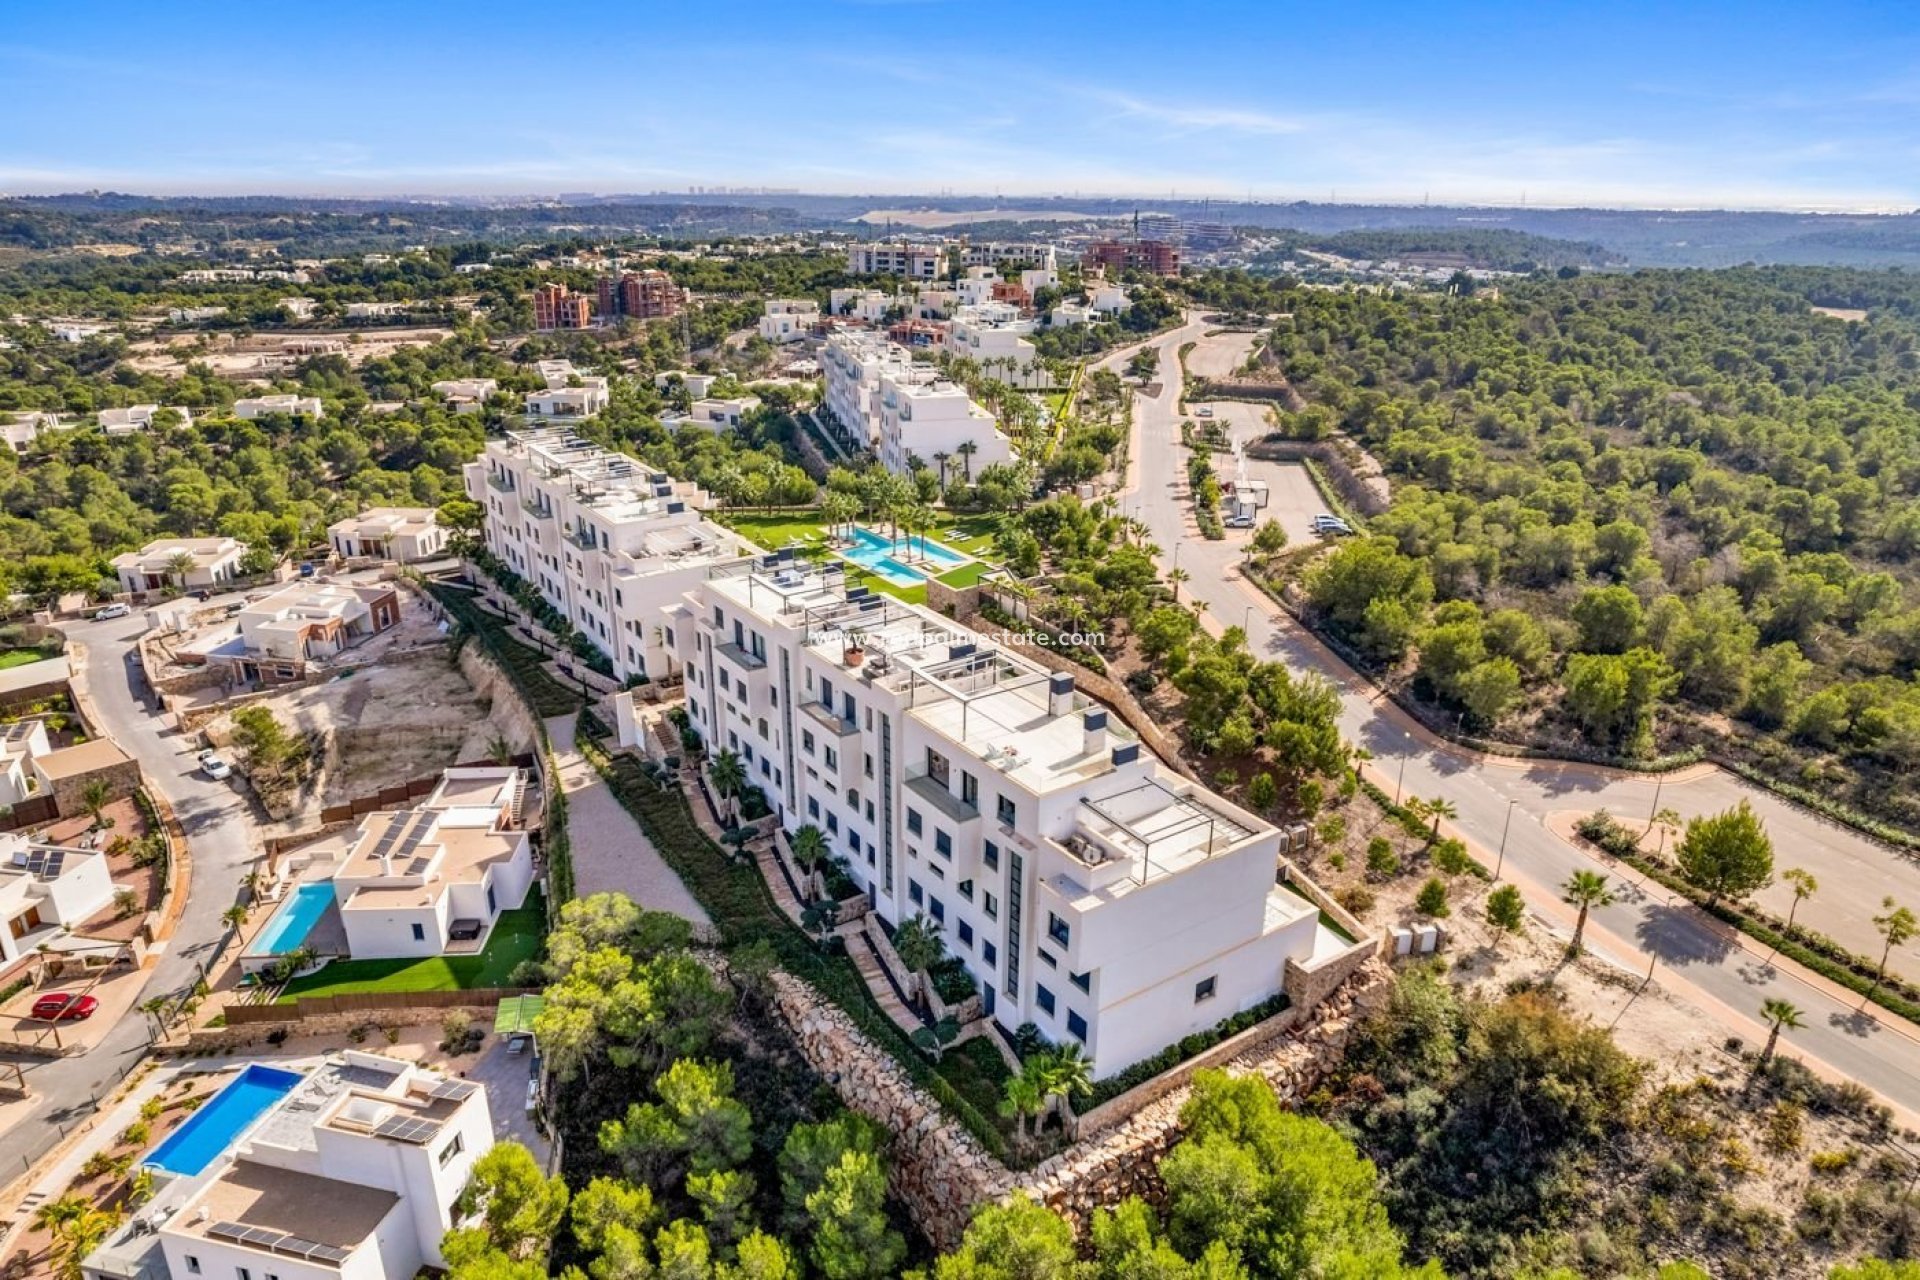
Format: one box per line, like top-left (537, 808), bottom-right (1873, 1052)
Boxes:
top-left (597, 269), bottom-right (685, 321)
top-left (1081, 239), bottom-right (1181, 278)
top-left (532, 283), bottom-right (593, 331)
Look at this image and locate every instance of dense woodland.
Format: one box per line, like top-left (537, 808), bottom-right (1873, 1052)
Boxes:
top-left (1252, 266), bottom-right (1920, 829)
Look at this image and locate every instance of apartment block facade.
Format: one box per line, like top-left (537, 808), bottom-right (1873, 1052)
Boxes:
top-left (463, 430), bottom-right (756, 681)
top-left (820, 331), bottom-right (1014, 476)
top-left (532, 282), bottom-right (594, 330)
top-left (667, 560), bottom-right (1334, 1079)
top-left (847, 244), bottom-right (949, 279)
top-left (1081, 239), bottom-right (1181, 278)
top-left (598, 269), bottom-right (685, 320)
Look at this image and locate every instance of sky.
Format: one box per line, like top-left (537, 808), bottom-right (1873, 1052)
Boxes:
top-left (5, 0), bottom-right (1920, 210)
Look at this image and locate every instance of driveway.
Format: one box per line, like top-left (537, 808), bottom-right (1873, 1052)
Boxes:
top-left (0, 608), bottom-right (266, 1172)
top-left (1113, 318), bottom-right (1920, 1119)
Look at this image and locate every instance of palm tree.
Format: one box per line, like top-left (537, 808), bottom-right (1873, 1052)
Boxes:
top-left (1781, 867), bottom-right (1817, 933)
top-left (78, 778), bottom-right (113, 828)
top-left (1167, 567), bottom-right (1189, 604)
top-left (1757, 997), bottom-right (1805, 1067)
top-left (789, 824), bottom-right (830, 900)
top-left (932, 451), bottom-right (951, 488)
top-left (1560, 870), bottom-right (1616, 955)
top-left (999, 1069), bottom-right (1045, 1144)
top-left (892, 914), bottom-right (945, 1005)
top-left (221, 904), bottom-right (248, 933)
top-left (50, 1206), bottom-right (120, 1280)
top-left (1035, 1044), bottom-right (1094, 1131)
top-left (32, 1194), bottom-right (90, 1235)
top-left (708, 749), bottom-right (747, 825)
top-left (956, 440), bottom-right (977, 482)
top-left (1650, 806), bottom-right (1684, 860)
top-left (1422, 796), bottom-right (1458, 840)
top-left (163, 550), bottom-right (197, 588)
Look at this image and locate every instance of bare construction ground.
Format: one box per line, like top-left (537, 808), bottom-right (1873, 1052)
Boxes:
top-left (123, 326), bottom-right (455, 381)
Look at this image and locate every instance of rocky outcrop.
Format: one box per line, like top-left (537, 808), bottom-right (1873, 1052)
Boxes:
top-left (768, 958), bottom-right (1393, 1250)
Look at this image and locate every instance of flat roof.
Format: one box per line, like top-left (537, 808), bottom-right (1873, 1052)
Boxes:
top-left (32, 738), bottom-right (131, 780)
top-left (176, 1161), bottom-right (398, 1256)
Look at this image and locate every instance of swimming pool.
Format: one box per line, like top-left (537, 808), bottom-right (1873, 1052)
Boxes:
top-left (144, 1065), bottom-right (302, 1176)
top-left (246, 882), bottom-right (334, 956)
top-left (841, 527), bottom-right (969, 587)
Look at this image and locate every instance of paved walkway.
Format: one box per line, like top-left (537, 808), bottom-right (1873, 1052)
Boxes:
top-left (545, 716), bottom-right (709, 926)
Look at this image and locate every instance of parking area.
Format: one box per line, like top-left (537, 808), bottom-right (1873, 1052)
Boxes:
top-left (0, 961), bottom-right (152, 1055)
top-left (462, 1035), bottom-right (548, 1164)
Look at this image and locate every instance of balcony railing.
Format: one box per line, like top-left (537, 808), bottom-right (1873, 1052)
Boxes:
top-left (905, 768), bottom-right (980, 823)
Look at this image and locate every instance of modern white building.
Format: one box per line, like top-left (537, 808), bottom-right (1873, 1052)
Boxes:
top-left (99, 404), bottom-right (193, 436)
top-left (1051, 302), bottom-right (1098, 328)
top-left (430, 378), bottom-right (497, 413)
top-left (167, 306), bottom-right (228, 325)
top-left (233, 395), bottom-right (325, 420)
top-left (463, 430), bottom-right (758, 681)
top-left (0, 832), bottom-right (116, 962)
top-left (667, 396), bottom-right (761, 432)
top-left (1090, 284), bottom-right (1132, 315)
top-left (82, 1052), bottom-right (494, 1280)
top-left (665, 561), bottom-right (1339, 1079)
top-left (345, 301), bottom-right (412, 320)
top-left (653, 370), bottom-right (716, 400)
top-left (0, 719), bottom-right (51, 808)
top-left (946, 302), bottom-right (1052, 389)
top-left (958, 242), bottom-right (1058, 270)
top-left (1020, 268), bottom-right (1060, 296)
top-left (1, 412), bottom-right (65, 452)
top-left (759, 299), bottom-right (820, 344)
top-left (829, 288), bottom-right (893, 325)
top-left (523, 360), bottom-right (610, 418)
top-left (847, 244), bottom-right (948, 279)
top-left (111, 537), bottom-right (250, 594)
top-left (328, 508), bottom-right (448, 563)
top-left (281, 296), bottom-right (318, 320)
top-left (235, 582), bottom-right (402, 665)
top-left (820, 330), bottom-right (1014, 476)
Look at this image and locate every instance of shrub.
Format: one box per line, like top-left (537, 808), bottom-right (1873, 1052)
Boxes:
top-left (1415, 876), bottom-right (1451, 918)
top-left (119, 1120), bottom-right (151, 1147)
top-left (1337, 884), bottom-right (1377, 917)
top-left (1366, 837), bottom-right (1400, 877)
top-left (1810, 1149), bottom-right (1858, 1175)
top-left (1431, 838), bottom-right (1473, 876)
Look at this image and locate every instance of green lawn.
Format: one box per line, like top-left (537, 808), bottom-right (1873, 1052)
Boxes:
top-left (275, 890), bottom-right (546, 1001)
top-left (713, 510), bottom-right (1005, 606)
top-left (0, 648), bottom-right (60, 671)
top-left (935, 561), bottom-right (993, 589)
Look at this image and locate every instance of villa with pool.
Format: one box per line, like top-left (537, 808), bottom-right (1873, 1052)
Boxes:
top-left (82, 1051), bottom-right (494, 1280)
top-left (242, 766), bottom-right (535, 976)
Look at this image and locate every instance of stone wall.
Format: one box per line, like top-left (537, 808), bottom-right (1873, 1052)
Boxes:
top-left (925, 578), bottom-right (981, 619)
top-left (767, 957), bottom-right (1394, 1250)
top-left (42, 753), bottom-right (142, 818)
top-left (179, 999), bottom-right (501, 1054)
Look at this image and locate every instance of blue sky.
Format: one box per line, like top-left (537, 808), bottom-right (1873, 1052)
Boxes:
top-left (5, 0), bottom-right (1919, 208)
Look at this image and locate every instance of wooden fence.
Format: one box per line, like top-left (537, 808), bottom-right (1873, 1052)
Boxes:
top-left (224, 985), bottom-right (541, 1026)
top-left (0, 795), bottom-right (58, 832)
top-left (316, 753), bottom-right (538, 825)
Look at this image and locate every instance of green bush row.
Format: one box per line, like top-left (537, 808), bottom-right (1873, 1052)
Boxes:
top-left (581, 743), bottom-right (1017, 1162)
top-left (1084, 990), bottom-right (1292, 1107)
top-left (428, 583), bottom-right (584, 717)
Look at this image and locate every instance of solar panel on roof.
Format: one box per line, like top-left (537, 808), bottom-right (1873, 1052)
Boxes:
top-left (372, 1115), bottom-right (439, 1144)
top-left (206, 1221), bottom-right (252, 1244)
top-left (427, 1079), bottom-right (478, 1101)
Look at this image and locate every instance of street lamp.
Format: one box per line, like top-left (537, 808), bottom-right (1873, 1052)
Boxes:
top-left (1395, 732), bottom-right (1411, 806)
top-left (1646, 770), bottom-right (1665, 833)
top-left (1243, 604), bottom-right (1254, 633)
top-left (1495, 798), bottom-right (1518, 880)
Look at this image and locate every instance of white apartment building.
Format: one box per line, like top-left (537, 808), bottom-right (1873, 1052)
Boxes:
top-left (759, 299), bottom-right (821, 344)
top-left (820, 331), bottom-right (1014, 475)
top-left (329, 507), bottom-right (448, 562)
top-left (0, 832), bottom-right (116, 962)
top-left (847, 244), bottom-right (949, 279)
top-left (829, 288), bottom-right (893, 324)
top-left (111, 536), bottom-right (250, 594)
top-left (99, 404), bottom-right (193, 436)
top-left (955, 268), bottom-right (1000, 309)
top-left (430, 378), bottom-right (497, 412)
top-left (666, 561), bottom-right (1335, 1079)
top-left (463, 430), bottom-right (758, 681)
top-left (234, 394), bottom-right (325, 420)
top-left (959, 242), bottom-right (1058, 270)
top-left (82, 1053), bottom-right (493, 1280)
top-left (1021, 268), bottom-right (1060, 296)
top-left (946, 302), bottom-right (1052, 389)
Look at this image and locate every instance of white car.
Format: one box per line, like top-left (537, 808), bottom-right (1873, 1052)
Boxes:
top-left (200, 755), bottom-right (233, 781)
top-left (1195, 406), bottom-right (1214, 418)
top-left (93, 603), bottom-right (131, 621)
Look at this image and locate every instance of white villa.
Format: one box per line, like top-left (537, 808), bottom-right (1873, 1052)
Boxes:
top-left (759, 299), bottom-right (821, 344)
top-left (328, 508), bottom-right (448, 563)
top-left (667, 396), bottom-right (761, 432)
top-left (661, 558), bottom-right (1345, 1079)
top-left (463, 429), bottom-right (757, 682)
top-left (0, 832), bottom-right (115, 965)
top-left (524, 361), bottom-right (610, 418)
top-left (0, 719), bottom-right (51, 808)
top-left (233, 395), bottom-right (325, 420)
top-left (82, 1052), bottom-right (494, 1280)
top-left (111, 537), bottom-right (250, 595)
top-left (235, 582), bottom-right (402, 665)
top-left (99, 404), bottom-right (193, 436)
top-left (430, 378), bottom-right (498, 413)
top-left (1, 412), bottom-right (65, 452)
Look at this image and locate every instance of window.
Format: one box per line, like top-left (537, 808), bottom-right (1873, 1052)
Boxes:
top-left (983, 841), bottom-right (1000, 871)
top-left (1036, 985), bottom-right (1055, 1016)
top-left (438, 1132), bottom-right (466, 1168)
top-left (981, 941), bottom-right (997, 968)
top-left (865, 801), bottom-right (875, 822)
top-left (957, 921), bottom-right (974, 947)
top-left (1066, 1011), bottom-right (1088, 1042)
top-left (803, 729), bottom-right (816, 754)
top-left (849, 831), bottom-right (861, 853)
top-left (185, 1260), bottom-right (201, 1276)
top-left (996, 795), bottom-right (1017, 826)
top-left (961, 771), bottom-right (978, 807)
top-left (934, 829), bottom-right (952, 858)
top-left (1047, 913), bottom-right (1070, 947)
top-left (486, 885), bottom-right (497, 916)
top-left (1195, 976), bottom-right (1218, 1003)
top-left (958, 878), bottom-right (973, 901)
top-left (411, 923), bottom-right (425, 942)
top-left (808, 798), bottom-right (820, 818)
top-left (826, 813), bottom-right (838, 834)
top-left (906, 808), bottom-right (923, 836)
top-left (237, 1269), bottom-right (252, 1280)
top-left (824, 747), bottom-right (837, 769)
top-left (1070, 970), bottom-right (1091, 994)
top-left (909, 880), bottom-right (924, 906)
top-left (929, 898), bottom-right (945, 924)
top-left (983, 891), bottom-right (998, 920)
top-left (864, 753), bottom-right (875, 778)
top-left (1038, 949), bottom-right (1057, 968)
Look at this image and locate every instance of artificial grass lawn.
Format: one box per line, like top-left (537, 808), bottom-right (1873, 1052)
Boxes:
top-left (275, 890), bottom-right (546, 1001)
top-left (935, 561), bottom-right (993, 589)
top-left (0, 648), bottom-right (60, 670)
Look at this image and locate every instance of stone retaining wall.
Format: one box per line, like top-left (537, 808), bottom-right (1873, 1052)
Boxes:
top-left (179, 998), bottom-right (502, 1054)
top-left (768, 957), bottom-right (1393, 1249)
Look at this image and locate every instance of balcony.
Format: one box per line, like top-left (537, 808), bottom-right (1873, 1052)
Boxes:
top-left (714, 640), bottom-right (766, 672)
top-left (801, 699), bottom-right (859, 737)
top-left (567, 526), bottom-right (600, 552)
top-left (487, 472), bottom-right (516, 493)
top-left (905, 768), bottom-right (980, 824)
top-left (520, 496), bottom-right (552, 519)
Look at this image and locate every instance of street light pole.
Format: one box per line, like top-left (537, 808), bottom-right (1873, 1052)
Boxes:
top-left (1496, 798), bottom-right (1517, 880)
top-left (1395, 733), bottom-right (1410, 806)
top-left (1243, 604), bottom-right (1254, 633)
top-left (1647, 771), bottom-right (1664, 832)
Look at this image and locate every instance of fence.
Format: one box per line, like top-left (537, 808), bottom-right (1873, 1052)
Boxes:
top-left (0, 794), bottom-right (58, 832)
top-left (222, 985), bottom-right (542, 1026)
top-left (315, 753), bottom-right (538, 826)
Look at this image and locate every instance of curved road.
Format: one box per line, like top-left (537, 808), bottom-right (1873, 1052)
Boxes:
top-left (1109, 315), bottom-right (1920, 1117)
top-left (0, 614), bottom-right (260, 1175)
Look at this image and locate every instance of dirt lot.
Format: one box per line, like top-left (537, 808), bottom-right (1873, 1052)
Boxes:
top-left (122, 326), bottom-right (455, 381)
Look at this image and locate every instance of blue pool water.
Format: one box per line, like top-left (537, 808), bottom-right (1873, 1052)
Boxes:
top-left (246, 882), bottom-right (334, 956)
top-left (144, 1065), bottom-right (302, 1175)
top-left (841, 527), bottom-right (969, 586)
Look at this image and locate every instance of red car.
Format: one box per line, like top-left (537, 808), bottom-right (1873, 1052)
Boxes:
top-left (30, 993), bottom-right (98, 1021)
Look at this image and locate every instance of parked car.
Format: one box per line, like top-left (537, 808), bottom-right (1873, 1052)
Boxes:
top-left (1195, 406), bottom-right (1214, 417)
top-left (93, 603), bottom-right (131, 621)
top-left (201, 755), bottom-right (233, 780)
top-left (31, 993), bottom-right (98, 1021)
top-left (1225, 514), bottom-right (1256, 528)
top-left (1311, 514), bottom-right (1354, 536)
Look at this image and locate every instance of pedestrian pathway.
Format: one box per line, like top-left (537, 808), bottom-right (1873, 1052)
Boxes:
top-left (545, 715), bottom-right (710, 926)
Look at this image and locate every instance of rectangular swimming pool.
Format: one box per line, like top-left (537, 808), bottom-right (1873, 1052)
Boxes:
top-left (841, 527), bottom-right (969, 586)
top-left (246, 882), bottom-right (334, 956)
top-left (144, 1064), bottom-right (302, 1176)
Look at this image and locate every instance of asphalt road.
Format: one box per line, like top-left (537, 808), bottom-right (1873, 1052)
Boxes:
top-left (1109, 316), bottom-right (1920, 1117)
top-left (0, 612), bottom-right (261, 1175)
